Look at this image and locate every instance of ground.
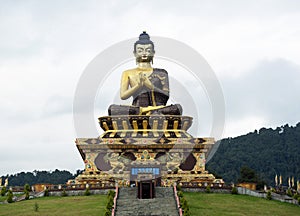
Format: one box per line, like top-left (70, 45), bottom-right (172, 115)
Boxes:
top-left (0, 193), bottom-right (299, 215)
top-left (0, 195), bottom-right (107, 216)
top-left (184, 192), bottom-right (300, 216)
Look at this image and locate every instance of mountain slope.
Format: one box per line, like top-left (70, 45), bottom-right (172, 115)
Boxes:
top-left (207, 123), bottom-right (300, 185)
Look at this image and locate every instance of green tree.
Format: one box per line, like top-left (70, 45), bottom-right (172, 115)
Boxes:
top-left (238, 166), bottom-right (258, 183)
top-left (24, 183), bottom-right (31, 200)
top-left (266, 191), bottom-right (272, 200)
top-left (231, 187), bottom-right (238, 194)
top-left (84, 188), bottom-right (91, 196)
top-left (7, 190), bottom-right (13, 203)
top-left (1, 186), bottom-right (7, 196)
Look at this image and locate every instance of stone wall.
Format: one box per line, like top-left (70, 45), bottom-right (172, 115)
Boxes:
top-left (237, 187), bottom-right (299, 205)
top-left (48, 188), bottom-right (114, 196)
top-left (182, 187), bottom-right (231, 194)
top-left (237, 187), bottom-right (265, 198)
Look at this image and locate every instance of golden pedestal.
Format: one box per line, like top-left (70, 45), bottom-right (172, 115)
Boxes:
top-left (75, 115), bottom-right (217, 186)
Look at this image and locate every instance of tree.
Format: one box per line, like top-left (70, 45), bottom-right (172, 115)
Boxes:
top-left (1, 186), bottom-right (7, 196)
top-left (7, 190), bottom-right (13, 203)
top-left (24, 183), bottom-right (31, 200)
top-left (1, 170), bottom-right (75, 186)
top-left (238, 166), bottom-right (257, 183)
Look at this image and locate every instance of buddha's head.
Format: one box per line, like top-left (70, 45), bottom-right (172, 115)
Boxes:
top-left (134, 31), bottom-right (155, 64)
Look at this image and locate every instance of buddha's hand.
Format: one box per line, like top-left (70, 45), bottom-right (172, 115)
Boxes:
top-left (137, 72), bottom-right (145, 87)
top-left (141, 74), bottom-right (154, 90)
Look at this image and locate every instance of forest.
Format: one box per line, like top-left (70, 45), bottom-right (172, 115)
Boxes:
top-left (0, 169), bottom-right (82, 186)
top-left (207, 122), bottom-right (300, 186)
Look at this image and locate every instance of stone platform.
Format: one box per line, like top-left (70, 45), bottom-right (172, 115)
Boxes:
top-left (75, 115), bottom-right (218, 186)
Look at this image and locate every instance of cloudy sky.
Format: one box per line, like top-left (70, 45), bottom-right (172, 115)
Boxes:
top-left (1, 0), bottom-right (300, 175)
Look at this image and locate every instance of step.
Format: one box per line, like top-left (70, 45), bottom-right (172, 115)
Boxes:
top-left (115, 187), bottom-right (179, 216)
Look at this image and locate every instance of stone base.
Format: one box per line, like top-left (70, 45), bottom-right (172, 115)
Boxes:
top-left (74, 115), bottom-right (222, 187)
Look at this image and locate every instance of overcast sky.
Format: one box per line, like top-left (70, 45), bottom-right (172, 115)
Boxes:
top-left (1, 0), bottom-right (300, 175)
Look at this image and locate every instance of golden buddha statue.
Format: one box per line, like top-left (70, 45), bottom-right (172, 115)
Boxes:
top-left (108, 31), bottom-right (182, 116)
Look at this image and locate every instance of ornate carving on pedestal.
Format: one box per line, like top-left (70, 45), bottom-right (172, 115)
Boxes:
top-left (84, 153), bottom-right (98, 173)
top-left (192, 152), bottom-right (206, 173)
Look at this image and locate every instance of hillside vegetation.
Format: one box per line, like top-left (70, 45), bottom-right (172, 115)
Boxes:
top-left (207, 123), bottom-right (300, 185)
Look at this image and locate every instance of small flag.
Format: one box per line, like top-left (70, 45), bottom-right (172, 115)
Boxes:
top-left (279, 175), bottom-right (282, 185)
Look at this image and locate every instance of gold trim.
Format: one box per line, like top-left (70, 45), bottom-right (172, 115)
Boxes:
top-left (132, 120), bottom-right (138, 137)
top-left (151, 90), bottom-right (156, 106)
top-left (102, 122), bottom-right (109, 131)
top-left (163, 120), bottom-right (170, 137)
top-left (182, 121), bottom-right (189, 131)
top-left (142, 120), bottom-right (148, 137)
top-left (153, 120), bottom-right (159, 137)
top-left (173, 120), bottom-right (181, 138)
top-left (120, 120), bottom-right (128, 137)
top-left (109, 121), bottom-right (118, 138)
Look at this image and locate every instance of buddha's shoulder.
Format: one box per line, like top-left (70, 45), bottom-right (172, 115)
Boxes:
top-left (153, 68), bottom-right (168, 74)
top-left (122, 68), bottom-right (168, 74)
top-left (122, 68), bottom-right (139, 74)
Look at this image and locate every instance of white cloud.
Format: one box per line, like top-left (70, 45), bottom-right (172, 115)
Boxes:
top-left (1, 0), bottom-right (300, 175)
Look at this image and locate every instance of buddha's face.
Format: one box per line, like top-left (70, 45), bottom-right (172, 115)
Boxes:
top-left (134, 44), bottom-right (154, 63)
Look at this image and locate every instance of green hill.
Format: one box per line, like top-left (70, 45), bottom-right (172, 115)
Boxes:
top-left (207, 122), bottom-right (300, 185)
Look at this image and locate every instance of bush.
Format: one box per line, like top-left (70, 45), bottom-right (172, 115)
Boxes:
top-left (7, 190), bottom-right (13, 203)
top-left (176, 184), bottom-right (182, 191)
top-left (293, 193), bottom-right (299, 200)
top-left (266, 191), bottom-right (272, 200)
top-left (205, 185), bottom-right (211, 193)
top-left (105, 190), bottom-right (116, 213)
top-left (61, 189), bottom-right (68, 197)
top-left (181, 197), bottom-right (190, 216)
top-left (107, 190), bottom-right (115, 199)
top-left (84, 188), bottom-right (91, 196)
top-left (44, 189), bottom-right (49, 197)
top-left (177, 191), bottom-right (183, 198)
top-left (24, 184), bottom-right (31, 192)
top-left (286, 188), bottom-right (292, 197)
top-left (106, 198), bottom-right (114, 210)
top-left (104, 209), bottom-right (111, 216)
top-left (23, 183), bottom-right (31, 200)
top-left (231, 187), bottom-right (238, 195)
top-left (34, 202), bottom-right (39, 212)
top-left (1, 186), bottom-right (7, 196)
top-left (25, 190), bottom-right (30, 200)
top-left (183, 210), bottom-right (191, 216)
top-left (298, 197), bottom-right (300, 205)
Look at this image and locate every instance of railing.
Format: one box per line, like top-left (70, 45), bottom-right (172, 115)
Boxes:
top-left (173, 185), bottom-right (183, 216)
top-left (111, 185), bottom-right (118, 216)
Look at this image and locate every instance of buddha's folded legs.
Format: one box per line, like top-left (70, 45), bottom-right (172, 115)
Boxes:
top-left (108, 105), bottom-right (140, 115)
top-left (108, 104), bottom-right (182, 116)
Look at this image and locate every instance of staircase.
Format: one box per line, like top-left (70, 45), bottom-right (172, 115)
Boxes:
top-left (115, 187), bottom-right (179, 216)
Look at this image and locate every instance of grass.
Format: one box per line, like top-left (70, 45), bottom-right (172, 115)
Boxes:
top-left (185, 192), bottom-right (300, 216)
top-left (0, 196), bottom-right (7, 202)
top-left (0, 192), bottom-right (299, 215)
top-left (0, 195), bottom-right (107, 216)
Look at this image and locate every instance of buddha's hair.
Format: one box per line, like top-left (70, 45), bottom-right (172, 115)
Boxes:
top-left (134, 31), bottom-right (155, 52)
